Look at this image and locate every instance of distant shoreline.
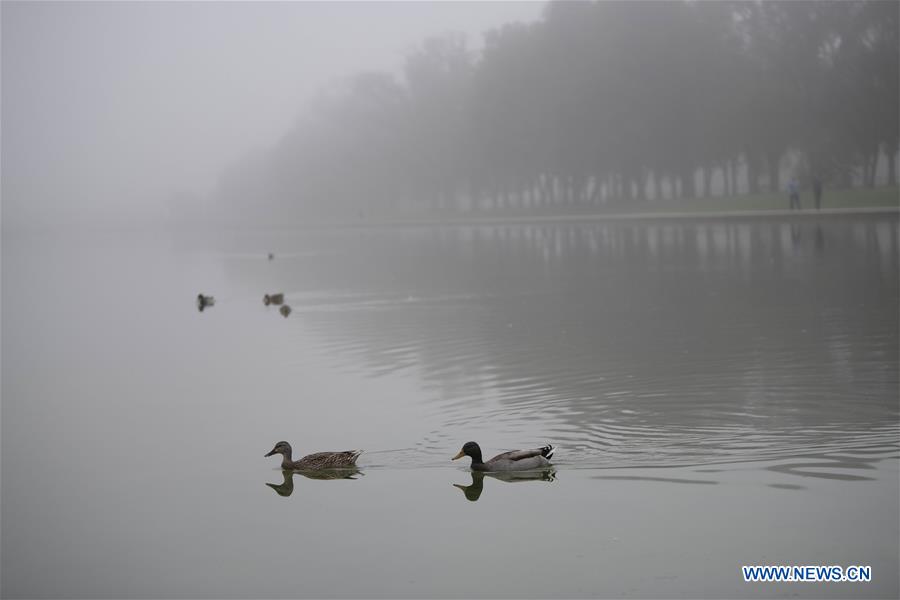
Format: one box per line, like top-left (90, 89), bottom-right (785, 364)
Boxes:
top-left (9, 189), bottom-right (896, 234)
top-left (347, 206), bottom-right (899, 228)
top-left (228, 205), bottom-right (897, 231)
top-left (223, 186), bottom-right (900, 230)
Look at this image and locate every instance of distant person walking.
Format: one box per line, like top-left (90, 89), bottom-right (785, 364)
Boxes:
top-left (787, 177), bottom-right (801, 210)
top-left (812, 176), bottom-right (823, 210)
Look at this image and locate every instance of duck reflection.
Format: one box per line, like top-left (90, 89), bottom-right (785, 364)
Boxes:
top-left (266, 467), bottom-right (362, 497)
top-left (452, 469), bottom-right (556, 502)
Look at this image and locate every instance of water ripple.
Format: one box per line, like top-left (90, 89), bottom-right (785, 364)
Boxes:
top-left (237, 217), bottom-right (899, 482)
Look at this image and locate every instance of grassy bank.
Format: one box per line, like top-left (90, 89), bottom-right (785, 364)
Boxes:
top-left (640, 186), bottom-right (898, 213)
top-left (205, 187), bottom-right (899, 230)
top-left (473, 186), bottom-right (899, 219)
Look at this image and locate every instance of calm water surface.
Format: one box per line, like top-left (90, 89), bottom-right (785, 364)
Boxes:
top-left (3, 215), bottom-right (898, 598)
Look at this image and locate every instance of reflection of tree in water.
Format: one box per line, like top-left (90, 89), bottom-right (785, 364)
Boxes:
top-left (230, 217), bottom-right (898, 462)
top-left (452, 469), bottom-right (556, 502)
top-left (266, 468), bottom-right (362, 497)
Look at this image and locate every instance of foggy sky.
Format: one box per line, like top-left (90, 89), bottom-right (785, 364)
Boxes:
top-left (1, 1), bottom-right (542, 228)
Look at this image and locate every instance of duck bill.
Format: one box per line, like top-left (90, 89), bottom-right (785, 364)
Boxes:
top-left (264, 448), bottom-right (277, 457)
top-left (452, 449), bottom-right (465, 460)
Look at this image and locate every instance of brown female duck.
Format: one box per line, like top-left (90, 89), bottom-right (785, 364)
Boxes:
top-left (265, 441), bottom-right (362, 470)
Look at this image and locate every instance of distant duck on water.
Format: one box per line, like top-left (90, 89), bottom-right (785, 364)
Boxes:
top-left (279, 305), bottom-right (292, 318)
top-left (197, 294), bottom-right (215, 312)
top-left (263, 293), bottom-right (284, 306)
top-left (265, 441), bottom-right (362, 470)
top-left (452, 441), bottom-right (554, 472)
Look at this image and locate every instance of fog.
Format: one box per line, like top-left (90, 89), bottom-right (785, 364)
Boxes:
top-left (1, 1), bottom-right (542, 229)
top-left (214, 0), bottom-right (898, 225)
top-left (2, 1), bottom-right (897, 230)
top-left (2, 4), bottom-right (898, 597)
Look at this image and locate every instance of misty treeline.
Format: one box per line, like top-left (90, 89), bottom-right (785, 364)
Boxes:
top-left (216, 1), bottom-right (898, 221)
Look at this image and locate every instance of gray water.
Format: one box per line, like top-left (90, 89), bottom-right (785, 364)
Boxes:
top-left (2, 215), bottom-right (898, 598)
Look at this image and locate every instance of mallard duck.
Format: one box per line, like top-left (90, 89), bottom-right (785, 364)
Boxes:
top-left (263, 293), bottom-right (284, 306)
top-left (279, 305), bottom-right (292, 318)
top-left (452, 441), bottom-right (554, 472)
top-left (197, 294), bottom-right (215, 312)
top-left (265, 441), bottom-right (362, 470)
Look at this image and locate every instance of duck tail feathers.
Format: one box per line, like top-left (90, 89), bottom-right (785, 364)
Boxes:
top-left (541, 444), bottom-right (555, 459)
top-left (349, 449), bottom-right (363, 463)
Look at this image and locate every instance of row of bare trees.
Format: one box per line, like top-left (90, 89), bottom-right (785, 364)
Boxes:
top-left (216, 1), bottom-right (898, 221)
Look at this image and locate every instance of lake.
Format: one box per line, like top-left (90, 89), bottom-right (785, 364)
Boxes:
top-left (2, 214), bottom-right (898, 598)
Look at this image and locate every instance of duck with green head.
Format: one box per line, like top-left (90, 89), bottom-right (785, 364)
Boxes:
top-left (452, 441), bottom-right (554, 472)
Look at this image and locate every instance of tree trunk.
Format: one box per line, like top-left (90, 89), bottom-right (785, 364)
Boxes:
top-left (766, 151), bottom-right (779, 193)
top-left (866, 151), bottom-right (877, 188)
top-left (635, 174), bottom-right (646, 202)
top-left (589, 177), bottom-right (602, 205)
top-left (747, 154), bottom-right (759, 195)
top-left (725, 160), bottom-right (734, 197)
top-left (888, 146), bottom-right (898, 187)
top-left (577, 176), bottom-right (589, 205)
top-left (682, 167), bottom-right (696, 200)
